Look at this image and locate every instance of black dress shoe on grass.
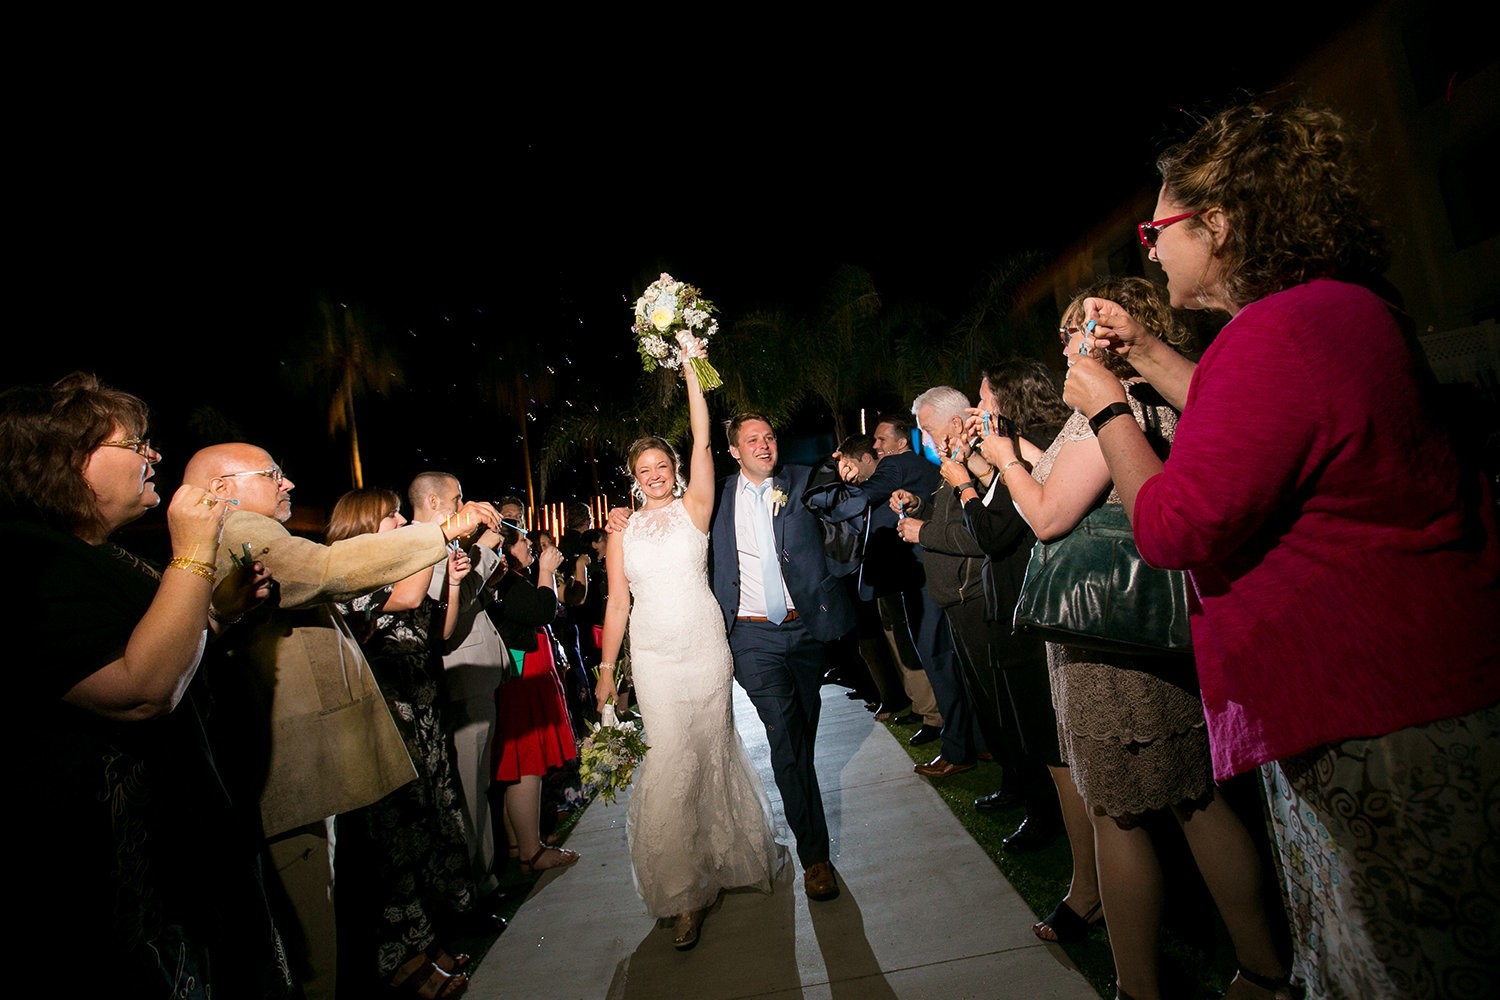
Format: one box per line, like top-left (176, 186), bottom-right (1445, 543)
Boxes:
top-left (974, 790), bottom-right (1023, 812)
top-left (1002, 816), bottom-right (1060, 853)
top-left (908, 724), bottom-right (942, 746)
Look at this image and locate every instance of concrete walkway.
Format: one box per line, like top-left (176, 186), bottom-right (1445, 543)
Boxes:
top-left (468, 684), bottom-right (1098, 1000)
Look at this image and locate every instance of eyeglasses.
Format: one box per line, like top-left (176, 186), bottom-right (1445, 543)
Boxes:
top-left (219, 465), bottom-right (286, 488)
top-left (99, 437), bottom-right (157, 458)
top-left (1137, 210), bottom-right (1199, 249)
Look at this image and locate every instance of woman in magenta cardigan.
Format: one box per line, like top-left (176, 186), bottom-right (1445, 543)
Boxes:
top-left (1066, 100), bottom-right (1500, 1000)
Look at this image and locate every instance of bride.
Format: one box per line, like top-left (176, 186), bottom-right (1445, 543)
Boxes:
top-left (594, 336), bottom-right (783, 950)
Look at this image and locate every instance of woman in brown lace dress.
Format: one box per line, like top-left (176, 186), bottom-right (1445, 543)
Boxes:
top-left (981, 278), bottom-right (1288, 1000)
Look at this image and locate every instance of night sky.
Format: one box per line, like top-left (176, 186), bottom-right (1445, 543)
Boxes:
top-left (15, 9), bottom-right (1375, 516)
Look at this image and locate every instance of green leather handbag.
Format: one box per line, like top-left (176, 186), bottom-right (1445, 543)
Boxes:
top-left (1012, 502), bottom-right (1193, 658)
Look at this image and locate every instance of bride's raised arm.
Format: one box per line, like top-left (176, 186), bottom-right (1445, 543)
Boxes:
top-left (680, 339), bottom-right (715, 533)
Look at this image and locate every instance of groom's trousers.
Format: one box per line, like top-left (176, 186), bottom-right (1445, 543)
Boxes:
top-left (730, 616), bottom-right (830, 869)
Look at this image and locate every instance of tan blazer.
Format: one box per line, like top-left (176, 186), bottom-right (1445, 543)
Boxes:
top-left (428, 543), bottom-right (509, 701)
top-left (213, 512), bottom-right (449, 837)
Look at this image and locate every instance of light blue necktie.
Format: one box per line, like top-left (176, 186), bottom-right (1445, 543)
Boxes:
top-left (748, 481), bottom-right (787, 624)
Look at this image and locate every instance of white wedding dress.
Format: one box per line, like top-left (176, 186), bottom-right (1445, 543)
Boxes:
top-left (622, 499), bottom-right (783, 917)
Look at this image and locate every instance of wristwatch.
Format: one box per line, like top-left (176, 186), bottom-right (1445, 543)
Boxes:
top-left (1088, 402), bottom-right (1134, 436)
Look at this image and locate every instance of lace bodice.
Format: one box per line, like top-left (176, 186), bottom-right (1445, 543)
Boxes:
top-left (622, 500), bottom-right (709, 599)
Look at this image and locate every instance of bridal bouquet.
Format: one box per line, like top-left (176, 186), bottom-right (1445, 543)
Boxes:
top-left (578, 700), bottom-right (649, 805)
top-left (631, 272), bottom-right (723, 390)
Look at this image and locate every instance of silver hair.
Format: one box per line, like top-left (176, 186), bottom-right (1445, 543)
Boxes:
top-left (911, 385), bottom-right (971, 424)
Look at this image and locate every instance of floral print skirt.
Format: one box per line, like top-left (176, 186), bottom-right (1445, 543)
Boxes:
top-left (1261, 702), bottom-right (1500, 1000)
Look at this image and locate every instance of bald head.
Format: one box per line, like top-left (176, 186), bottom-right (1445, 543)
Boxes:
top-left (184, 442), bottom-right (296, 522)
top-left (408, 472), bottom-right (461, 523)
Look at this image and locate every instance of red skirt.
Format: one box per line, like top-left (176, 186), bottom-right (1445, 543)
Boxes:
top-left (492, 630), bottom-right (578, 782)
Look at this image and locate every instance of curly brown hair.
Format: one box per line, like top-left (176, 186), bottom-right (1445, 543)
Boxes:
top-left (1157, 100), bottom-right (1388, 307)
top-left (0, 372), bottom-right (150, 535)
top-left (326, 488), bottom-right (402, 543)
top-left (979, 358), bottom-right (1071, 442)
top-left (1062, 276), bottom-right (1195, 379)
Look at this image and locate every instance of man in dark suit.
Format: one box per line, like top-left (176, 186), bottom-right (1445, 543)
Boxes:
top-left (828, 417), bottom-right (948, 739)
top-left (710, 412), bottom-right (856, 901)
top-left (820, 415), bottom-right (973, 770)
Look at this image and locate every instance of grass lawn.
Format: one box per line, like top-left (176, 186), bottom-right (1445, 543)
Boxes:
top-left (883, 709), bottom-right (1270, 1000)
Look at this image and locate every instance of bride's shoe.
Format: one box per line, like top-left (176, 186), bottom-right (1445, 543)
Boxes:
top-left (672, 909), bottom-right (705, 951)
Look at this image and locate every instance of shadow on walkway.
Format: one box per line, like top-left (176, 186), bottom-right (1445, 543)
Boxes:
top-left (468, 684), bottom-right (1096, 999)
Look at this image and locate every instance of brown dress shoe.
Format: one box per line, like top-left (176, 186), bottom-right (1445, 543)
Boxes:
top-left (913, 756), bottom-right (976, 778)
top-left (804, 861), bottom-right (840, 901)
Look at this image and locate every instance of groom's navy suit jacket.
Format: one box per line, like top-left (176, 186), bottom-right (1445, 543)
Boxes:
top-left (709, 464), bottom-right (855, 643)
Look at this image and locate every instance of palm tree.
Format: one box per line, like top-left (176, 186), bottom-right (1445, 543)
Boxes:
top-left (799, 265), bottom-right (882, 441)
top-left (944, 251), bottom-right (1049, 386)
top-left (714, 309), bottom-right (806, 429)
top-left (538, 403), bottom-right (650, 502)
top-left (878, 299), bottom-right (950, 410)
top-left (291, 296), bottom-right (402, 489)
top-left (485, 345), bottom-right (556, 514)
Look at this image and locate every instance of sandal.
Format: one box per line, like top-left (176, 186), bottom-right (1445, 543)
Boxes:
top-left (672, 909), bottom-right (705, 951)
top-left (392, 961), bottom-right (468, 999)
top-left (519, 844), bottom-right (580, 874)
top-left (1032, 899), bottom-right (1103, 943)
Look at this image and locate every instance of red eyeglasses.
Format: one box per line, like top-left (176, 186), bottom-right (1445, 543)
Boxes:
top-left (1137, 210), bottom-right (1199, 249)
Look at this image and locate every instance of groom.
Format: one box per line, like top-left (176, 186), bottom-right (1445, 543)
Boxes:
top-left (710, 412), bottom-right (856, 901)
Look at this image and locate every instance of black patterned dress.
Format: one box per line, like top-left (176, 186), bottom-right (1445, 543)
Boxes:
top-left (13, 521), bottom-right (292, 1000)
top-left (336, 586), bottom-right (475, 981)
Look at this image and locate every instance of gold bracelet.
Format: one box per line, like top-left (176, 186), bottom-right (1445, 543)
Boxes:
top-left (998, 460), bottom-right (1025, 486)
top-left (168, 557), bottom-right (217, 582)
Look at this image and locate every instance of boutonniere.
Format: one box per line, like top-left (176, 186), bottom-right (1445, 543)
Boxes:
top-left (769, 486), bottom-right (789, 515)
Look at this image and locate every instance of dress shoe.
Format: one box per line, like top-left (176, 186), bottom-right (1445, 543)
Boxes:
top-left (1002, 816), bottom-right (1060, 853)
top-left (873, 701), bottom-right (912, 721)
top-left (913, 756), bottom-right (976, 778)
top-left (804, 861), bottom-right (840, 901)
top-left (907, 724), bottom-right (943, 746)
top-left (893, 712), bottom-right (922, 726)
top-left (973, 789), bottom-right (1023, 812)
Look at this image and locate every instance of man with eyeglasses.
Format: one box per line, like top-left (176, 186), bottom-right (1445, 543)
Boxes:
top-left (182, 443), bottom-right (500, 997)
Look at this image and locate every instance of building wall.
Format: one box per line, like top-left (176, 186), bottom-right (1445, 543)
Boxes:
top-left (1015, 0), bottom-right (1498, 354)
